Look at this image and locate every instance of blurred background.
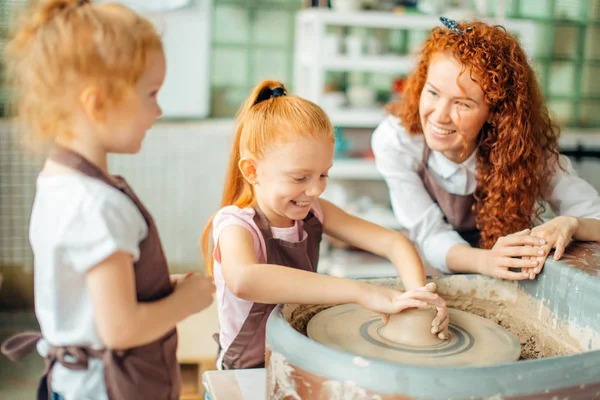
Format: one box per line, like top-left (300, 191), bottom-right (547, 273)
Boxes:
top-left (1, 0), bottom-right (600, 398)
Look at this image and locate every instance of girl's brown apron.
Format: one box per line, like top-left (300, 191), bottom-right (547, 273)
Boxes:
top-left (217, 206), bottom-right (323, 370)
top-left (417, 145), bottom-right (481, 247)
top-left (1, 144), bottom-right (181, 400)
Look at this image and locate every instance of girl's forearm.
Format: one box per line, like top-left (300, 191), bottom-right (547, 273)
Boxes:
top-left (227, 263), bottom-right (365, 305)
top-left (99, 292), bottom-right (192, 350)
top-left (386, 235), bottom-right (427, 290)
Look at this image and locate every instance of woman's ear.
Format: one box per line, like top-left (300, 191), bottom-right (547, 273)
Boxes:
top-left (239, 157), bottom-right (258, 185)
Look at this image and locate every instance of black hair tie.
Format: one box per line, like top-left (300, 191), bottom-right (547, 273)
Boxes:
top-left (271, 87), bottom-right (286, 98)
top-left (255, 86), bottom-right (287, 104)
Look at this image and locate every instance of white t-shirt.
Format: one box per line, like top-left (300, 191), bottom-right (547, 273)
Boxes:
top-left (30, 173), bottom-right (148, 400)
top-left (372, 115), bottom-right (600, 273)
top-left (211, 203), bottom-right (324, 369)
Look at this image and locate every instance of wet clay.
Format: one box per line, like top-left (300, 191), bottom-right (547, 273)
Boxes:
top-left (381, 307), bottom-right (442, 346)
top-left (306, 304), bottom-right (520, 366)
top-left (443, 291), bottom-right (576, 359)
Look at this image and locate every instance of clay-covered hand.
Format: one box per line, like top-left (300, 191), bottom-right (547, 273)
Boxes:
top-left (174, 273), bottom-right (216, 315)
top-left (482, 229), bottom-right (547, 280)
top-left (530, 216), bottom-right (579, 264)
top-left (359, 282), bottom-right (445, 325)
top-left (422, 282), bottom-right (449, 339)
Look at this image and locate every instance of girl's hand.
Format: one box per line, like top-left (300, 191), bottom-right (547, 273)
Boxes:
top-left (423, 282), bottom-right (449, 340)
top-left (170, 272), bottom-right (193, 288)
top-left (530, 216), bottom-right (579, 263)
top-left (358, 282), bottom-right (447, 337)
top-left (481, 229), bottom-right (547, 280)
top-left (174, 273), bottom-right (216, 315)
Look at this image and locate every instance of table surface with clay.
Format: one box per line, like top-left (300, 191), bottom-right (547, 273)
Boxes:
top-left (202, 369), bottom-right (266, 400)
top-left (557, 241), bottom-right (600, 277)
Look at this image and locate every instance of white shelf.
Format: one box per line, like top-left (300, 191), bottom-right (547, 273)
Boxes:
top-left (299, 9), bottom-right (455, 30)
top-left (329, 158), bottom-right (382, 180)
top-left (326, 107), bottom-right (386, 128)
top-left (298, 9), bottom-right (536, 37)
top-left (321, 55), bottom-right (415, 74)
top-left (559, 130), bottom-right (600, 149)
top-left (294, 9), bottom-right (537, 129)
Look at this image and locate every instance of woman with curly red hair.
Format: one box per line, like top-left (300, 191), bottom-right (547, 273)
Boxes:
top-left (372, 18), bottom-right (600, 280)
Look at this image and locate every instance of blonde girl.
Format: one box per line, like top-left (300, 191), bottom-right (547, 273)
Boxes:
top-left (201, 80), bottom-right (449, 370)
top-left (1, 1), bottom-right (214, 399)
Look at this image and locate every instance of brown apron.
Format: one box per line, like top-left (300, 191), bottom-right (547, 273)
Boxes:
top-left (1, 144), bottom-right (181, 400)
top-left (417, 145), bottom-right (481, 247)
top-left (218, 206), bottom-right (322, 370)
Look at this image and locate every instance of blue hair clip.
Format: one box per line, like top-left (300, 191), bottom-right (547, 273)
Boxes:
top-left (440, 17), bottom-right (465, 35)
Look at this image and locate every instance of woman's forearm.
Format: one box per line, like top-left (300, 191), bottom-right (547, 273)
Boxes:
top-left (445, 244), bottom-right (487, 274)
top-left (574, 217), bottom-right (600, 242)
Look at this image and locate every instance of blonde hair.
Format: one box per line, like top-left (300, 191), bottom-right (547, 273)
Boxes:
top-left (200, 80), bottom-right (334, 275)
top-left (4, 0), bottom-right (163, 142)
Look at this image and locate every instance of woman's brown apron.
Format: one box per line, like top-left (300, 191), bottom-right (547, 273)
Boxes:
top-left (217, 206), bottom-right (323, 370)
top-left (1, 144), bottom-right (181, 400)
top-left (417, 145), bottom-right (481, 247)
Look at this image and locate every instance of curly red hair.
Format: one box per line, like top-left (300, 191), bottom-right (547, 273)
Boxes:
top-left (387, 21), bottom-right (561, 249)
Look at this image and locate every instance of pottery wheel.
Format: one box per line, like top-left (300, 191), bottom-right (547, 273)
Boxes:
top-left (306, 304), bottom-right (521, 366)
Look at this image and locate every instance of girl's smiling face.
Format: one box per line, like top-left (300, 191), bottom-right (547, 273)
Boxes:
top-left (250, 134), bottom-right (334, 227)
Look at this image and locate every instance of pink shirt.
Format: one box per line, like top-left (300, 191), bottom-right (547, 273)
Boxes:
top-left (212, 203), bottom-right (324, 369)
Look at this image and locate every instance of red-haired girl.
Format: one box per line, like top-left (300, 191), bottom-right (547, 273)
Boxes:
top-left (201, 80), bottom-right (449, 370)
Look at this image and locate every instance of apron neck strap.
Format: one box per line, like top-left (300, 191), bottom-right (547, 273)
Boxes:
top-left (253, 205), bottom-right (306, 242)
top-left (253, 206), bottom-right (274, 240)
top-left (48, 144), bottom-right (116, 189)
top-left (421, 143), bottom-right (432, 165)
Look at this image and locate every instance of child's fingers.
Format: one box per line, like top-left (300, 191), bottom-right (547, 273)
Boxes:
top-left (431, 312), bottom-right (448, 329)
top-left (400, 290), bottom-right (442, 305)
top-left (438, 329), bottom-right (450, 340)
top-left (379, 313), bottom-right (390, 324)
top-left (423, 282), bottom-right (437, 293)
top-left (394, 299), bottom-right (428, 312)
top-left (170, 272), bottom-right (195, 287)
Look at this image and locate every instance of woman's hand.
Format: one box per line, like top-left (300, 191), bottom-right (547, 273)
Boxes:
top-left (358, 282), bottom-right (448, 339)
top-left (530, 216), bottom-right (579, 263)
top-left (481, 229), bottom-right (547, 280)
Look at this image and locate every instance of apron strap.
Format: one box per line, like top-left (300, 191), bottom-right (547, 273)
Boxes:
top-left (1, 331), bottom-right (42, 362)
top-left (48, 144), bottom-right (115, 187)
top-left (253, 207), bottom-right (274, 240)
top-left (48, 346), bottom-right (105, 371)
top-left (1, 330), bottom-right (105, 371)
top-left (422, 143), bottom-right (432, 165)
